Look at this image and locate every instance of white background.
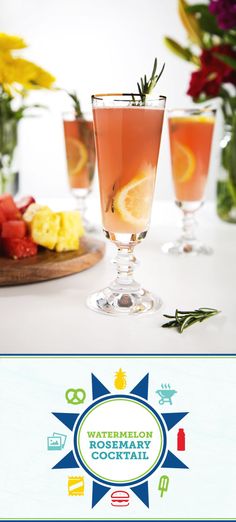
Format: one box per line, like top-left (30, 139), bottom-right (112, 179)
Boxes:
top-left (1, 202), bottom-right (235, 354)
top-left (1, 0), bottom-right (221, 200)
top-left (0, 356), bottom-right (236, 520)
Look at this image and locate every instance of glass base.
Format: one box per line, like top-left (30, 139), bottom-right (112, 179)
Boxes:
top-left (83, 216), bottom-right (100, 234)
top-left (162, 239), bottom-right (213, 256)
top-left (87, 286), bottom-right (162, 316)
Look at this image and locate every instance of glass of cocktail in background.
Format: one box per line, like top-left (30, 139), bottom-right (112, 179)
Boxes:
top-left (162, 108), bottom-right (216, 255)
top-left (63, 113), bottom-right (96, 232)
top-left (87, 93), bottom-right (166, 315)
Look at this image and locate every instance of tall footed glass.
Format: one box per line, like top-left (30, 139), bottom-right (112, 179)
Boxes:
top-left (63, 112), bottom-right (96, 232)
top-left (162, 108), bottom-right (216, 255)
top-left (87, 93), bottom-right (166, 315)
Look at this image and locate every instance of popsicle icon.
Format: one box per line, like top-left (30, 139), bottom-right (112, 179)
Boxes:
top-left (158, 475), bottom-right (169, 497)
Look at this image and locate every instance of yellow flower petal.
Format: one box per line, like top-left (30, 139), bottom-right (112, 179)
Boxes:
top-left (0, 55), bottom-right (55, 92)
top-left (0, 33), bottom-right (27, 50)
top-left (0, 33), bottom-right (56, 92)
top-left (178, 0), bottom-right (203, 47)
top-left (31, 65), bottom-right (56, 89)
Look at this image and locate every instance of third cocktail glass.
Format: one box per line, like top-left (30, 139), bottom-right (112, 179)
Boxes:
top-left (63, 112), bottom-right (96, 232)
top-left (163, 108), bottom-right (215, 255)
top-left (87, 93), bottom-right (166, 315)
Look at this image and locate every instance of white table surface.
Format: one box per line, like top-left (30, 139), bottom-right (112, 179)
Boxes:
top-left (1, 199), bottom-right (235, 354)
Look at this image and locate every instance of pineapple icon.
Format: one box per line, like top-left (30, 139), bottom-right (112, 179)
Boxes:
top-left (114, 368), bottom-right (127, 390)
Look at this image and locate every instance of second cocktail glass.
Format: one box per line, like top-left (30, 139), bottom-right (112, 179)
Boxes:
top-left (163, 108), bottom-right (216, 255)
top-left (87, 93), bottom-right (166, 315)
top-left (63, 113), bottom-right (96, 232)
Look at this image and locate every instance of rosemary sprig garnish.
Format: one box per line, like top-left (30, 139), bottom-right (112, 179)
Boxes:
top-left (67, 91), bottom-right (83, 118)
top-left (162, 308), bottom-right (220, 334)
top-left (136, 57), bottom-right (165, 104)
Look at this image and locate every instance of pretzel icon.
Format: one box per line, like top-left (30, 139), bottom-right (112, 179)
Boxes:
top-left (65, 388), bottom-right (86, 405)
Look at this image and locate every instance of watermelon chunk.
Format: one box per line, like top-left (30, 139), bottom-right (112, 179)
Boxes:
top-left (0, 193), bottom-right (21, 220)
top-left (2, 237), bottom-right (38, 259)
top-left (0, 208), bottom-right (7, 234)
top-left (16, 195), bottom-right (36, 214)
top-left (0, 208), bottom-right (6, 223)
top-left (1, 220), bottom-right (27, 239)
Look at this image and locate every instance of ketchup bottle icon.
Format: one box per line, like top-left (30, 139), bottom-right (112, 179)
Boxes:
top-left (177, 428), bottom-right (185, 451)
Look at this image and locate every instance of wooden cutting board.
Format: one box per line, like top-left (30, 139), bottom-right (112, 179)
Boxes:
top-left (0, 236), bottom-right (105, 286)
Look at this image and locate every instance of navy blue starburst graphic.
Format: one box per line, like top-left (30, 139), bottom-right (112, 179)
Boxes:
top-left (51, 373), bottom-right (188, 508)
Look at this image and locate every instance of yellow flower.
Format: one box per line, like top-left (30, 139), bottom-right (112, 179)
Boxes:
top-left (30, 64), bottom-right (56, 89)
top-left (0, 32), bottom-right (56, 94)
top-left (0, 33), bottom-right (27, 50)
top-left (0, 52), bottom-right (15, 88)
top-left (9, 58), bottom-right (55, 90)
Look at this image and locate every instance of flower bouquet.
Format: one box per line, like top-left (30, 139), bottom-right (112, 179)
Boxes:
top-left (0, 33), bottom-right (55, 194)
top-left (165, 0), bottom-right (236, 222)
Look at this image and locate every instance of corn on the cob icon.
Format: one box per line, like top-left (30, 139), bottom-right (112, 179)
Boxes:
top-left (114, 368), bottom-right (127, 390)
top-left (158, 475), bottom-right (169, 497)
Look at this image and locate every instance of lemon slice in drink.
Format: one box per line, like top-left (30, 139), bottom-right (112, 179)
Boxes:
top-left (66, 138), bottom-right (88, 176)
top-left (172, 142), bottom-right (196, 183)
top-left (114, 169), bottom-right (155, 227)
top-left (171, 116), bottom-right (214, 125)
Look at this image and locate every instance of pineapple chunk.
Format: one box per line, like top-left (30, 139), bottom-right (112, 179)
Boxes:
top-left (23, 203), bottom-right (51, 224)
top-left (58, 211), bottom-right (84, 238)
top-left (55, 211), bottom-right (84, 253)
top-left (56, 235), bottom-right (79, 253)
top-left (31, 210), bottom-right (60, 250)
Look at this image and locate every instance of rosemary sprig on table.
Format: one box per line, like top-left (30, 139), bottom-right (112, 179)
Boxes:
top-left (162, 308), bottom-right (220, 334)
top-left (135, 57), bottom-right (165, 104)
top-left (67, 91), bottom-right (83, 118)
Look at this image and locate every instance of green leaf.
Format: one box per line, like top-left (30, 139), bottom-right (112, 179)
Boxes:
top-left (156, 63), bottom-right (166, 82)
top-left (135, 57), bottom-right (165, 104)
top-left (161, 308), bottom-right (220, 334)
top-left (217, 180), bottom-right (236, 220)
top-left (162, 320), bottom-right (177, 328)
top-left (67, 91), bottom-right (83, 118)
top-left (164, 37), bottom-right (200, 65)
top-left (186, 4), bottom-right (208, 12)
top-left (223, 33), bottom-right (236, 45)
top-left (151, 57), bottom-right (157, 78)
top-left (214, 52), bottom-right (236, 70)
top-left (186, 4), bottom-right (223, 36)
top-left (229, 98), bottom-right (236, 113)
top-left (229, 115), bottom-right (236, 187)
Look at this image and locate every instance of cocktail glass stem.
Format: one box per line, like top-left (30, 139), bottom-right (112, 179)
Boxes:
top-left (111, 245), bottom-right (140, 293)
top-left (74, 193), bottom-right (87, 217)
top-left (73, 191), bottom-right (98, 233)
top-left (181, 205), bottom-right (197, 243)
top-left (87, 240), bottom-right (161, 315)
top-left (162, 201), bottom-right (212, 255)
top-left (178, 201), bottom-right (201, 252)
top-left (183, 210), bottom-right (196, 241)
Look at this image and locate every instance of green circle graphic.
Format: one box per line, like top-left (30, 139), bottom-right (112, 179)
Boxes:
top-left (77, 398), bottom-right (163, 484)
